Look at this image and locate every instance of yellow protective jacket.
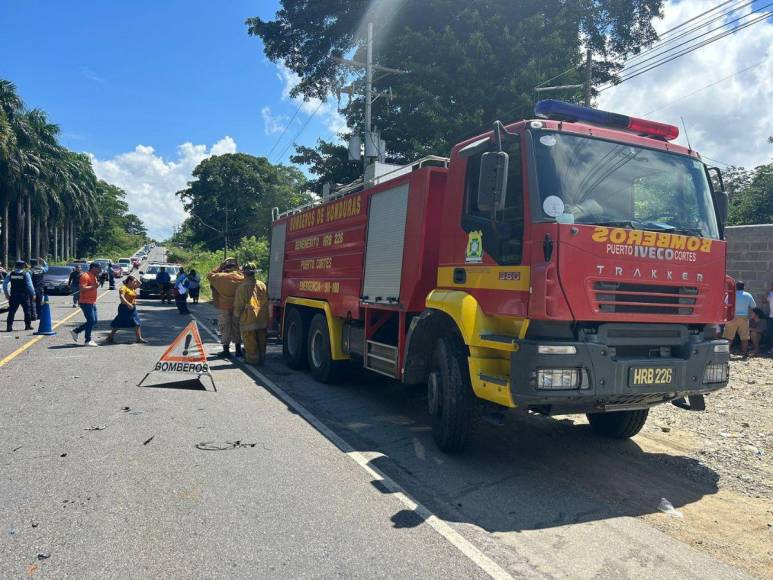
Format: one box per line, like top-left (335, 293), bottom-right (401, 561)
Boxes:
top-left (207, 270), bottom-right (244, 310)
top-left (233, 278), bottom-right (269, 331)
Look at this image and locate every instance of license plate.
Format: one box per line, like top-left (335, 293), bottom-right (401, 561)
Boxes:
top-left (629, 367), bottom-right (673, 386)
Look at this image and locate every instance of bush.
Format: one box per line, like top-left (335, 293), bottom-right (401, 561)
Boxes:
top-left (165, 235), bottom-right (270, 301)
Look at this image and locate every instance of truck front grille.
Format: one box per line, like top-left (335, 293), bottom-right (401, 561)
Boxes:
top-left (592, 281), bottom-right (698, 316)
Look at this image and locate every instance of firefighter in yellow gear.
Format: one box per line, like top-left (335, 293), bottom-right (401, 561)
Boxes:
top-left (207, 257), bottom-right (245, 358)
top-left (232, 262), bottom-right (269, 365)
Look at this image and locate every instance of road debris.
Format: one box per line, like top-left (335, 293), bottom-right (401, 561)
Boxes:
top-left (84, 425), bottom-right (107, 431)
top-left (143, 436), bottom-right (155, 446)
top-left (36, 553), bottom-right (50, 561)
top-left (59, 453), bottom-right (67, 458)
top-left (195, 440), bottom-right (258, 451)
top-left (657, 497), bottom-right (684, 519)
top-left (121, 406), bottom-right (131, 412)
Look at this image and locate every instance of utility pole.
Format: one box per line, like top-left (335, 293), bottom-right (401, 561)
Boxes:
top-left (223, 199), bottom-right (229, 261)
top-left (365, 21), bottom-right (373, 150)
top-left (334, 23), bottom-right (407, 174)
top-left (584, 48), bottom-right (592, 106)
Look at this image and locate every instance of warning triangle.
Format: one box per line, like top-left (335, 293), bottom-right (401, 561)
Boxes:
top-left (159, 321), bottom-right (207, 363)
top-left (138, 320), bottom-right (216, 390)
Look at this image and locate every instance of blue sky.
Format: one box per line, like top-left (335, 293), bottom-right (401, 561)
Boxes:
top-left (1, 1), bottom-right (771, 238)
top-left (0, 0), bottom-right (328, 161)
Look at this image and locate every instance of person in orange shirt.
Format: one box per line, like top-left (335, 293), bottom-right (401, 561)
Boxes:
top-left (70, 262), bottom-right (101, 346)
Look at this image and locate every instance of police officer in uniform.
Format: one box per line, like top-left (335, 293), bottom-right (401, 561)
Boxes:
top-left (28, 257), bottom-right (48, 320)
top-left (3, 260), bottom-right (35, 331)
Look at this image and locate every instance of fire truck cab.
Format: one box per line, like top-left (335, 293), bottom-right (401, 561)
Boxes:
top-left (269, 100), bottom-right (733, 452)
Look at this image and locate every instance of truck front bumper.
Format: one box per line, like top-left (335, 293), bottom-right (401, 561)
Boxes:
top-left (509, 338), bottom-right (729, 414)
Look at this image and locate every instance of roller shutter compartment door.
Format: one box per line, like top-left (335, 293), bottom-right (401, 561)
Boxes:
top-left (362, 183), bottom-right (409, 303)
top-left (268, 222), bottom-right (286, 300)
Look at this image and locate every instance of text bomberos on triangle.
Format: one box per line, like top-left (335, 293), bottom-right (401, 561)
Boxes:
top-left (154, 321), bottom-right (209, 374)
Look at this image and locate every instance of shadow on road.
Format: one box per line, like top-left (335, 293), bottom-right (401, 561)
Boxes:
top-left (251, 350), bottom-right (719, 535)
top-left (138, 378), bottom-right (209, 391)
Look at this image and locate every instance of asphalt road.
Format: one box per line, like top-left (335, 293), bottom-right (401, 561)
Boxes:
top-left (0, 247), bottom-right (751, 579)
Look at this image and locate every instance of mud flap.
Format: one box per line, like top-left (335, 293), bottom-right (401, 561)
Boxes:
top-left (672, 394), bottom-right (706, 411)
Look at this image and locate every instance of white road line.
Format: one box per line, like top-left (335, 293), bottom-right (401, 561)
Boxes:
top-left (191, 315), bottom-right (514, 580)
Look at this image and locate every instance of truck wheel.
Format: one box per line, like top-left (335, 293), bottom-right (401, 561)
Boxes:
top-left (430, 333), bottom-right (474, 453)
top-left (587, 409), bottom-right (649, 438)
top-left (307, 313), bottom-right (342, 383)
top-left (283, 308), bottom-right (308, 369)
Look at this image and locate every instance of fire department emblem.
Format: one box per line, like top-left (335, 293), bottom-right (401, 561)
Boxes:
top-left (465, 230), bottom-right (483, 263)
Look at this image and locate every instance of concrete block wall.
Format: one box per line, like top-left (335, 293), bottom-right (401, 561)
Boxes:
top-left (725, 224), bottom-right (773, 312)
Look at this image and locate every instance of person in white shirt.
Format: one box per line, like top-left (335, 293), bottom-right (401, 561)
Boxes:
top-left (767, 281), bottom-right (773, 316)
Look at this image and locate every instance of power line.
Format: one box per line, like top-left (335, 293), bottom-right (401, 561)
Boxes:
top-left (598, 9), bottom-right (771, 92)
top-left (653, 0), bottom-right (739, 39)
top-left (534, 0), bottom-right (747, 89)
top-left (611, 1), bottom-right (772, 81)
top-left (702, 155), bottom-right (733, 167)
top-left (642, 58), bottom-right (769, 115)
top-left (265, 101), bottom-right (303, 159)
top-left (273, 99), bottom-right (325, 163)
top-left (623, 0), bottom-right (749, 66)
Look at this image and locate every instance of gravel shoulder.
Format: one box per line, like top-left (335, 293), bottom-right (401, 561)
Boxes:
top-left (628, 356), bottom-right (772, 578)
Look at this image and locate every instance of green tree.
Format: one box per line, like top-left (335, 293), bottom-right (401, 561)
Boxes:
top-left (290, 139), bottom-right (362, 194)
top-left (79, 180), bottom-right (147, 257)
top-left (248, 0), bottom-right (663, 164)
top-left (0, 77), bottom-right (147, 264)
top-left (718, 166), bottom-right (753, 200)
top-left (235, 235), bottom-right (270, 275)
top-left (176, 153), bottom-right (311, 252)
top-left (728, 163), bottom-right (773, 226)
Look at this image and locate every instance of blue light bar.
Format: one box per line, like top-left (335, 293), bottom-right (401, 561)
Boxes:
top-left (534, 100), bottom-right (679, 141)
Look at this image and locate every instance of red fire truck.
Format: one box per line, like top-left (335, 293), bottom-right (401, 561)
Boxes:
top-left (268, 100), bottom-right (734, 452)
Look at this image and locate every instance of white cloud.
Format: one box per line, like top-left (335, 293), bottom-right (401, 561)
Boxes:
top-left (261, 106), bottom-right (287, 135)
top-left (598, 0), bottom-right (773, 168)
top-left (81, 67), bottom-right (105, 84)
top-left (89, 136), bottom-right (237, 240)
top-left (275, 63), bottom-right (348, 140)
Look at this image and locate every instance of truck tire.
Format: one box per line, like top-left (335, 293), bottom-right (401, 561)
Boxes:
top-left (430, 333), bottom-right (474, 453)
top-left (307, 313), bottom-right (342, 383)
top-left (587, 409), bottom-right (649, 439)
top-left (283, 308), bottom-right (308, 369)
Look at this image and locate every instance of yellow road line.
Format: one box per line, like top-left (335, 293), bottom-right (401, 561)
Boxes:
top-left (0, 291), bottom-right (111, 369)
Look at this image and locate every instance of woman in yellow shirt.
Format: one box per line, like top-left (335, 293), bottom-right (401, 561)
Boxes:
top-left (104, 276), bottom-right (148, 344)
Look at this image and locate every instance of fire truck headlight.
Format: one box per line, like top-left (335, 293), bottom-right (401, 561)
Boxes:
top-left (713, 343), bottom-right (730, 353)
top-left (703, 363), bottom-right (729, 384)
top-left (538, 345), bottom-right (577, 355)
top-left (531, 368), bottom-right (589, 390)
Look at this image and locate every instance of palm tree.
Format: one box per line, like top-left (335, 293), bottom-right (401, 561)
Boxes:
top-left (1, 78), bottom-right (111, 265)
top-left (0, 79), bottom-right (25, 266)
top-left (21, 108), bottom-right (62, 260)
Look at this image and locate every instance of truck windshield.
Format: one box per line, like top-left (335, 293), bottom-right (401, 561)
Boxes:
top-left (533, 131), bottom-right (720, 239)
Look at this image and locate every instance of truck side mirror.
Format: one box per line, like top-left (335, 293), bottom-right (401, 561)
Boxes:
top-left (707, 166), bottom-right (728, 235)
top-left (477, 151), bottom-right (509, 214)
top-left (716, 189), bottom-right (728, 229)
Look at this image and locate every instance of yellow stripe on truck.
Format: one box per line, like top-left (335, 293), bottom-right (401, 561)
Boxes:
top-left (426, 289), bottom-right (530, 408)
top-left (437, 265), bottom-right (530, 292)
